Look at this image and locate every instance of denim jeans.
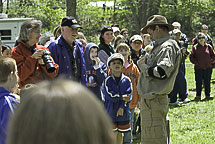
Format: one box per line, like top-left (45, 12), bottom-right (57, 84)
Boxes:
top-left (123, 108), bottom-right (135, 144)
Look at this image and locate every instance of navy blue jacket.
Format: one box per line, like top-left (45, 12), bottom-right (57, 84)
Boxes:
top-left (48, 36), bottom-right (87, 86)
top-left (102, 74), bottom-right (132, 122)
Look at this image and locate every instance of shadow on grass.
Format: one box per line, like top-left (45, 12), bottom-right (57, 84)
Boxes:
top-left (169, 104), bottom-right (184, 109)
top-left (211, 80), bottom-right (215, 84)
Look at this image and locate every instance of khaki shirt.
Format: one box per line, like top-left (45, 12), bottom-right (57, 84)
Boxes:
top-left (137, 37), bottom-right (182, 99)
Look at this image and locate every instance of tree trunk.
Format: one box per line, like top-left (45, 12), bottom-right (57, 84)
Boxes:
top-left (66, 0), bottom-right (76, 17)
top-left (0, 0), bottom-right (3, 13)
top-left (113, 0), bottom-right (116, 22)
top-left (128, 0), bottom-right (161, 33)
top-left (127, 0), bottom-right (140, 33)
top-left (6, 0), bottom-right (9, 14)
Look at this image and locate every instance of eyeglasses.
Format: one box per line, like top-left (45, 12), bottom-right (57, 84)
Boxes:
top-left (198, 37), bottom-right (205, 39)
top-left (123, 32), bottom-right (128, 35)
top-left (133, 41), bottom-right (142, 45)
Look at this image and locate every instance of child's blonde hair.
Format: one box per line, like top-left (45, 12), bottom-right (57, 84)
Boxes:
top-left (0, 56), bottom-right (16, 83)
top-left (116, 43), bottom-right (132, 63)
top-left (142, 33), bottom-right (150, 39)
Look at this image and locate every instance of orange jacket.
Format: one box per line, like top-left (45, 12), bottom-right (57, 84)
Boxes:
top-left (11, 42), bottom-right (59, 88)
top-left (122, 63), bottom-right (140, 109)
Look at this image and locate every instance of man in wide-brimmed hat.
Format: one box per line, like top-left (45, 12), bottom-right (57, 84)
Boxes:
top-left (137, 15), bottom-right (182, 144)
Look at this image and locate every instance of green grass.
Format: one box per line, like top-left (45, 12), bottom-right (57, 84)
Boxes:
top-left (132, 58), bottom-right (215, 144)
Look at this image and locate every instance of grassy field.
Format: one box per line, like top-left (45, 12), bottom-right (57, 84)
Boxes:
top-left (133, 59), bottom-right (215, 143)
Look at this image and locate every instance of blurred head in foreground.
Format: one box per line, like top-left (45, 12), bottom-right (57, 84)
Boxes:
top-left (7, 78), bottom-right (115, 144)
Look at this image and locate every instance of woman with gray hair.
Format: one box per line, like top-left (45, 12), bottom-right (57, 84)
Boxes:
top-left (190, 32), bottom-right (215, 101)
top-left (11, 20), bottom-right (59, 88)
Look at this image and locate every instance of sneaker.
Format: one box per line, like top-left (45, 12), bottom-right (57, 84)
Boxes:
top-left (182, 98), bottom-right (191, 103)
top-left (169, 101), bottom-right (182, 105)
top-left (205, 96), bottom-right (213, 100)
top-left (194, 96), bottom-right (201, 101)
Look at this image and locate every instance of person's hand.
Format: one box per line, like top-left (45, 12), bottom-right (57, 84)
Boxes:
top-left (87, 83), bottom-right (97, 87)
top-left (93, 57), bottom-right (100, 66)
top-left (38, 58), bottom-right (45, 65)
top-left (117, 108), bottom-right (124, 116)
top-left (80, 39), bottom-right (87, 48)
top-left (137, 55), bottom-right (146, 68)
top-left (32, 49), bottom-right (44, 59)
top-left (11, 84), bottom-right (20, 94)
top-left (122, 94), bottom-right (130, 102)
top-left (181, 48), bottom-right (186, 54)
top-left (179, 40), bottom-right (185, 46)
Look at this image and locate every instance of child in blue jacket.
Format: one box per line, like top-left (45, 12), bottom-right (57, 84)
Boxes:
top-left (84, 43), bottom-right (107, 101)
top-left (102, 53), bottom-right (132, 144)
top-left (0, 56), bottom-right (19, 144)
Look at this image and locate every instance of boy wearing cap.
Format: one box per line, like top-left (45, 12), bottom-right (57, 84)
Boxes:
top-left (130, 35), bottom-right (144, 66)
top-left (102, 53), bottom-right (132, 144)
top-left (48, 16), bottom-right (86, 85)
top-left (137, 15), bottom-right (182, 144)
top-left (172, 22), bottom-right (189, 50)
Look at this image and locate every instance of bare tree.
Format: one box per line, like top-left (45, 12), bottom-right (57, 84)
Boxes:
top-left (0, 0), bottom-right (3, 13)
top-left (127, 0), bottom-right (161, 33)
top-left (66, 0), bottom-right (76, 17)
top-left (6, 0), bottom-right (10, 14)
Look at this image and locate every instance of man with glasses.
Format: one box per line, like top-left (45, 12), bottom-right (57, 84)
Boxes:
top-left (48, 17), bottom-right (86, 85)
top-left (172, 22), bottom-right (189, 50)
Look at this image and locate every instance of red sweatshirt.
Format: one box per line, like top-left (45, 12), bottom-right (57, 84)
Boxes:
top-left (190, 43), bottom-right (215, 69)
top-left (11, 42), bottom-right (59, 88)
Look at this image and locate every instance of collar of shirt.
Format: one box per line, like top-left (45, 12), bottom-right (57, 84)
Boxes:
top-left (154, 36), bottom-right (170, 48)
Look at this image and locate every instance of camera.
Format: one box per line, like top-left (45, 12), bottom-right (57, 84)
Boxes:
top-left (31, 47), bottom-right (56, 73)
top-left (42, 49), bottom-right (56, 73)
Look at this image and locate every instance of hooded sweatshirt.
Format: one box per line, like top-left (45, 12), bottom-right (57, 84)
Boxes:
top-left (84, 43), bottom-right (107, 101)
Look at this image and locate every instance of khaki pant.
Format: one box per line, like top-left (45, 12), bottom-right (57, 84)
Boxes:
top-left (140, 95), bottom-right (170, 144)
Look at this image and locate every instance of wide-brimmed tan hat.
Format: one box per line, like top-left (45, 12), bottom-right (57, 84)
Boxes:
top-left (141, 15), bottom-right (174, 34)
